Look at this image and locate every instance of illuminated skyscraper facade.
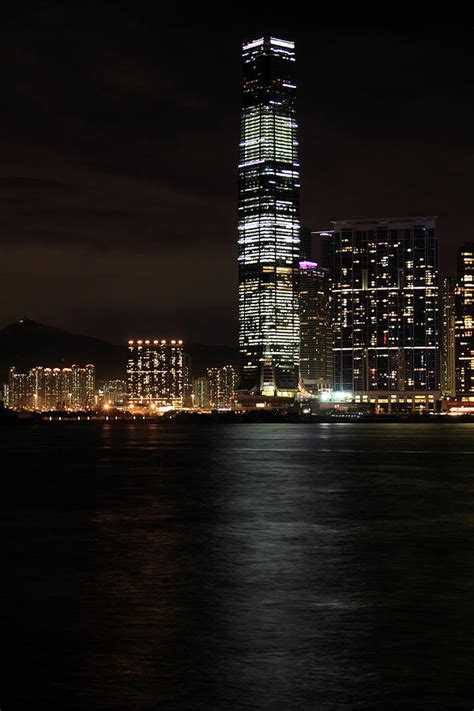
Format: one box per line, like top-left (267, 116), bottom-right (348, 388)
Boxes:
top-left (238, 36), bottom-right (300, 396)
top-left (454, 243), bottom-right (473, 394)
top-left (127, 339), bottom-right (184, 408)
top-left (328, 217), bottom-right (439, 393)
top-left (299, 261), bottom-right (333, 393)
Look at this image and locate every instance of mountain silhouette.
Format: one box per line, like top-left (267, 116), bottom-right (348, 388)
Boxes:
top-left (0, 319), bottom-right (238, 382)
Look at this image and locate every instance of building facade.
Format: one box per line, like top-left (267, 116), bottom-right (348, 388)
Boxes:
top-left (299, 260), bottom-right (333, 393)
top-left (100, 380), bottom-right (127, 407)
top-left (207, 365), bottom-right (238, 409)
top-left (192, 377), bottom-right (209, 409)
top-left (127, 339), bottom-right (184, 408)
top-left (441, 276), bottom-right (456, 397)
top-left (7, 364), bottom-right (95, 411)
top-left (238, 36), bottom-right (300, 396)
top-left (183, 353), bottom-right (193, 407)
top-left (7, 369), bottom-right (29, 410)
top-left (454, 243), bottom-right (473, 394)
top-left (328, 217), bottom-right (439, 394)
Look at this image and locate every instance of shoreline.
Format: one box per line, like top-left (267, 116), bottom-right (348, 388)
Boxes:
top-left (1, 412), bottom-right (473, 425)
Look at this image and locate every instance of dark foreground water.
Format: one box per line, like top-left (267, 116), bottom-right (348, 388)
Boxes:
top-left (1, 423), bottom-right (473, 710)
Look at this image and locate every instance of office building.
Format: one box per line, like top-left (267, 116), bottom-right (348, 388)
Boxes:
top-left (299, 260), bottom-right (333, 393)
top-left (127, 339), bottom-right (184, 408)
top-left (317, 230), bottom-right (334, 272)
top-left (328, 217), bottom-right (440, 404)
top-left (441, 276), bottom-right (456, 397)
top-left (454, 243), bottom-right (473, 394)
top-left (238, 36), bottom-right (300, 396)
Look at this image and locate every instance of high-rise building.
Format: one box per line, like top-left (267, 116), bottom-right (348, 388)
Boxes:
top-left (454, 243), bottom-right (473, 394)
top-left (127, 339), bottom-right (184, 408)
top-left (299, 260), bottom-right (333, 393)
top-left (71, 365), bottom-right (95, 410)
top-left (207, 368), bottom-right (220, 408)
top-left (441, 276), bottom-right (456, 397)
top-left (183, 353), bottom-right (193, 407)
top-left (7, 364), bottom-right (95, 411)
top-left (7, 368), bottom-right (29, 410)
top-left (238, 36), bottom-right (300, 396)
top-left (192, 377), bottom-right (209, 409)
top-left (220, 365), bottom-right (238, 407)
top-left (328, 217), bottom-right (439, 397)
top-left (207, 365), bottom-right (238, 409)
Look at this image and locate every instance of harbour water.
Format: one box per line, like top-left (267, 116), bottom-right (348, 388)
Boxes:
top-left (1, 423), bottom-right (473, 710)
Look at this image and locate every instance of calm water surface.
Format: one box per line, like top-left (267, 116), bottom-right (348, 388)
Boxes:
top-left (1, 423), bottom-right (473, 710)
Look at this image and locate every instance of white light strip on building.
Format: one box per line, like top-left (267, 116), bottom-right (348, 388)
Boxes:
top-left (242, 38), bottom-right (264, 50)
top-left (270, 38), bottom-right (295, 49)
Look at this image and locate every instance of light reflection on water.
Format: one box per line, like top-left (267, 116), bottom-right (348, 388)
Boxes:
top-left (1, 423), bottom-right (473, 710)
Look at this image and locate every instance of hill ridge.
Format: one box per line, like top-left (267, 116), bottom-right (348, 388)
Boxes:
top-left (0, 319), bottom-right (238, 382)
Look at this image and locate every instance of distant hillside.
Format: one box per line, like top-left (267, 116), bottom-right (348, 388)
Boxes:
top-left (0, 319), bottom-right (238, 382)
top-left (0, 319), bottom-right (126, 381)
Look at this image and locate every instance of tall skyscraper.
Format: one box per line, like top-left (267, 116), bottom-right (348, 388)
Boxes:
top-left (328, 217), bottom-right (439, 396)
top-left (299, 260), bottom-right (333, 394)
top-left (127, 339), bottom-right (184, 408)
top-left (238, 36), bottom-right (300, 396)
top-left (454, 243), bottom-right (473, 394)
top-left (441, 276), bottom-right (456, 397)
top-left (7, 368), bottom-right (29, 410)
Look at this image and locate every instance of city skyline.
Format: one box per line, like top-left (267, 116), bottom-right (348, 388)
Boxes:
top-left (2, 15), bottom-right (473, 711)
top-left (0, 16), bottom-right (473, 346)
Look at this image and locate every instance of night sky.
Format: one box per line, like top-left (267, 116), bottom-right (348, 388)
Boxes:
top-left (1, 9), bottom-right (473, 346)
